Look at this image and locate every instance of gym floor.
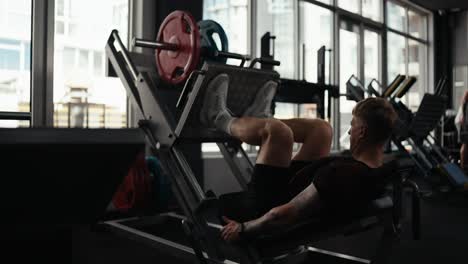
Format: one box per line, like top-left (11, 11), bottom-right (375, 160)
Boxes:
top-left (72, 190), bottom-right (468, 264)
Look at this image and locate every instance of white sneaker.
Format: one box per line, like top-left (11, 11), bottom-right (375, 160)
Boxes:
top-left (200, 73), bottom-right (230, 128)
top-left (243, 80), bottom-right (278, 118)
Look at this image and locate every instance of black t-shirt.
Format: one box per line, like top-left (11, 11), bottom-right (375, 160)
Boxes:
top-left (288, 157), bottom-right (389, 217)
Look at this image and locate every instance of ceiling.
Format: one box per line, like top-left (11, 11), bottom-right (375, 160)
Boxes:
top-left (409, 0), bottom-right (468, 11)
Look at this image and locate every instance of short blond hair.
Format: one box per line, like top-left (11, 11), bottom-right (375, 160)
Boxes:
top-left (352, 98), bottom-right (398, 145)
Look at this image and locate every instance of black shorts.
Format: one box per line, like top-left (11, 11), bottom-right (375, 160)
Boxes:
top-left (248, 160), bottom-right (317, 216)
top-left (219, 160), bottom-right (316, 222)
top-left (220, 156), bottom-right (385, 222)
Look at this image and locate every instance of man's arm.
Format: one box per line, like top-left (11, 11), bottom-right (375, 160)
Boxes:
top-left (221, 183), bottom-right (322, 242)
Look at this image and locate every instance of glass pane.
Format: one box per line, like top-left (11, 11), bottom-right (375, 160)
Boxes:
top-left (0, 0), bottom-right (31, 118)
top-left (299, 2), bottom-right (332, 119)
top-left (387, 1), bottom-right (407, 32)
top-left (362, 0), bottom-right (381, 22)
top-left (203, 0), bottom-right (249, 64)
top-left (257, 0), bottom-right (295, 79)
top-left (387, 32), bottom-right (406, 89)
top-left (364, 30), bottom-right (380, 90)
top-left (56, 20), bottom-right (65, 34)
top-left (93, 51), bottom-right (103, 76)
top-left (339, 22), bottom-right (360, 149)
top-left (0, 119), bottom-right (29, 128)
top-left (408, 10), bottom-right (427, 40)
top-left (338, 0), bottom-right (359, 14)
top-left (274, 103), bottom-right (297, 119)
top-left (406, 40), bottom-right (427, 111)
top-left (56, 0), bottom-right (64, 16)
top-left (299, 2), bottom-right (332, 83)
top-left (53, 0), bottom-right (128, 128)
top-left (299, 104), bottom-right (318, 118)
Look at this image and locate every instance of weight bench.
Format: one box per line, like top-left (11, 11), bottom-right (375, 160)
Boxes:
top-left (104, 30), bottom-right (417, 264)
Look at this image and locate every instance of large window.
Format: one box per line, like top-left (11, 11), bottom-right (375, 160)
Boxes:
top-left (0, 0), bottom-right (31, 127)
top-left (53, 0), bottom-right (128, 128)
top-left (257, 0), bottom-right (297, 122)
top-left (386, 1), bottom-right (428, 112)
top-left (300, 2), bottom-right (333, 84)
top-left (298, 2), bottom-right (333, 119)
top-left (339, 21), bottom-right (360, 148)
top-left (203, 0), bottom-right (249, 59)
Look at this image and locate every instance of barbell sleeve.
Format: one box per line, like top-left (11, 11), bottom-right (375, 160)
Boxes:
top-left (132, 37), bottom-right (179, 51)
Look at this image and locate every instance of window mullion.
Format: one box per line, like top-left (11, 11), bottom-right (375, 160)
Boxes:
top-left (31, 0), bottom-right (55, 127)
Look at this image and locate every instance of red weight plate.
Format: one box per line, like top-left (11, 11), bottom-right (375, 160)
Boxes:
top-left (156, 11), bottom-right (200, 85)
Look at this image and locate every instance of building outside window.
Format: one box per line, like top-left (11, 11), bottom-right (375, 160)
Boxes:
top-left (53, 0), bottom-right (129, 128)
top-left (0, 0), bottom-right (31, 128)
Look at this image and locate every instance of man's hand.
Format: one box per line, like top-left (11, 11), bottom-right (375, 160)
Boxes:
top-left (221, 216), bottom-right (242, 242)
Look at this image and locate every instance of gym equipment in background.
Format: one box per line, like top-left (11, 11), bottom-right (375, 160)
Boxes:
top-left (261, 32), bottom-right (339, 120)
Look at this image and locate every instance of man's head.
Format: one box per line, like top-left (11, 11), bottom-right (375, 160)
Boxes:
top-left (349, 98), bottom-right (398, 152)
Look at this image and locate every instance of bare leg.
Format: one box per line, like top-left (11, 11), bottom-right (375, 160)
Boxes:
top-left (230, 117), bottom-right (293, 167)
top-left (280, 118), bottom-right (333, 161)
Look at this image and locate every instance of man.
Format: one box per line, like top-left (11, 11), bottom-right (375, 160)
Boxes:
top-left (455, 90), bottom-right (468, 169)
top-left (200, 73), bottom-right (398, 242)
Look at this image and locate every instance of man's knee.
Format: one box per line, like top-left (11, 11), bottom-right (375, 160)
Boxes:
top-left (261, 119), bottom-right (294, 147)
top-left (304, 119), bottom-right (333, 141)
top-left (317, 119), bottom-right (333, 141)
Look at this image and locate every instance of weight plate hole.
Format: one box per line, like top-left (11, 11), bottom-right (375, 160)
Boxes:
top-left (173, 67), bottom-right (185, 78)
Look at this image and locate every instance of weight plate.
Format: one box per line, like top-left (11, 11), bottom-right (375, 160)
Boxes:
top-left (156, 11), bottom-right (201, 85)
top-left (198, 19), bottom-right (229, 63)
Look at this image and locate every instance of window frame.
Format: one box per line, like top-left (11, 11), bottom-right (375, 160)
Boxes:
top-left (0, 1), bottom-right (131, 128)
top-left (0, 1), bottom-right (34, 125)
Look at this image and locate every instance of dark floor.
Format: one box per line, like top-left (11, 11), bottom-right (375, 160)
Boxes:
top-left (71, 190), bottom-right (468, 264)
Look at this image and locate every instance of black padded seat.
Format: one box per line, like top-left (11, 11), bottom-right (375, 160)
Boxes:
top-left (175, 62), bottom-right (280, 142)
